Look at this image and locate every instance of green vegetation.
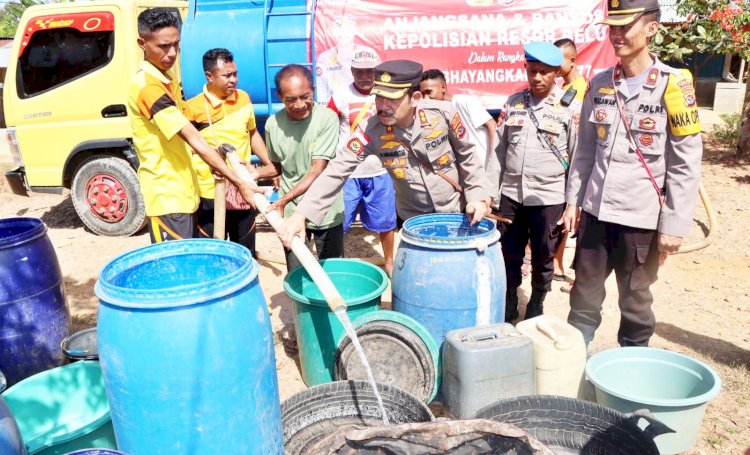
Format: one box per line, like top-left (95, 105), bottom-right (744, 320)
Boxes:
top-left (0, 0), bottom-right (39, 37)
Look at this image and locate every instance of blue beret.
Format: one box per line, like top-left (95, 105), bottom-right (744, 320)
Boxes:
top-left (524, 42), bottom-right (563, 67)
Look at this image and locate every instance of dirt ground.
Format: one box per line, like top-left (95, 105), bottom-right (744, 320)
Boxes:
top-left (1, 123), bottom-right (748, 453)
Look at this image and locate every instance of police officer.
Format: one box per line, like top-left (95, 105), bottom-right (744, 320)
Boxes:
top-left (279, 59), bottom-right (492, 246)
top-left (487, 42), bottom-right (580, 322)
top-left (562, 0), bottom-right (703, 347)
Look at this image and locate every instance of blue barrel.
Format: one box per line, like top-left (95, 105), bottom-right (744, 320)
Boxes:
top-left (0, 217), bottom-right (69, 387)
top-left (392, 214), bottom-right (506, 348)
top-left (95, 239), bottom-right (283, 454)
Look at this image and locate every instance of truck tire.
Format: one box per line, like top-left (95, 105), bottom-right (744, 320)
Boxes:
top-left (71, 156), bottom-right (146, 236)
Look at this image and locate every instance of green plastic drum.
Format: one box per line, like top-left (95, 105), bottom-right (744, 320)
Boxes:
top-left (283, 259), bottom-right (388, 386)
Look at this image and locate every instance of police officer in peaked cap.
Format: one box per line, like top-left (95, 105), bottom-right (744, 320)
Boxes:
top-left (278, 59), bottom-right (494, 249)
top-left (562, 0), bottom-right (703, 347)
top-left (486, 41), bottom-right (580, 322)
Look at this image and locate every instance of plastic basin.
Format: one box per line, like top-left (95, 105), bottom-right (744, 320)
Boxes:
top-left (586, 347), bottom-right (721, 454)
top-left (2, 362), bottom-right (111, 454)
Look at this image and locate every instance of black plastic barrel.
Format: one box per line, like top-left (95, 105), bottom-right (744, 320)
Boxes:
top-left (0, 218), bottom-right (70, 386)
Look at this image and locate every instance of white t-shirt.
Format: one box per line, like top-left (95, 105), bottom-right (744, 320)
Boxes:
top-left (328, 83), bottom-right (385, 178)
top-left (451, 94), bottom-right (493, 166)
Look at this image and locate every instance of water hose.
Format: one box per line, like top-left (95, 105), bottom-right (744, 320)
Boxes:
top-left (675, 183), bottom-right (717, 254)
top-left (219, 144), bottom-right (347, 312)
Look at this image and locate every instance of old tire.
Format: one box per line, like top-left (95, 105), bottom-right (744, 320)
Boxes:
top-left (475, 395), bottom-right (660, 454)
top-left (71, 156), bottom-right (146, 236)
top-left (281, 380), bottom-right (433, 455)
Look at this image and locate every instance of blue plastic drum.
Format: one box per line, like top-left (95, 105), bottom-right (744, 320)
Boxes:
top-left (0, 217), bottom-right (69, 387)
top-left (95, 239), bottom-right (283, 454)
top-left (392, 214), bottom-right (506, 348)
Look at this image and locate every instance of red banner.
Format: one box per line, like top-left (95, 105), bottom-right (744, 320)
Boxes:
top-left (314, 0), bottom-right (617, 109)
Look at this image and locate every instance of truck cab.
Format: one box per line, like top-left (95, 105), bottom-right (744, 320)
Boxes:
top-left (3, 0), bottom-right (312, 236)
top-left (3, 0), bottom-right (188, 236)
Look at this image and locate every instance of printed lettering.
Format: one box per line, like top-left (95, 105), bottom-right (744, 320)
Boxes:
top-left (425, 134), bottom-right (449, 150)
top-left (593, 96), bottom-right (616, 106)
top-left (637, 104), bottom-right (665, 115)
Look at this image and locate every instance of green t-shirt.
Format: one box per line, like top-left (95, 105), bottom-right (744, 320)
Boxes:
top-left (266, 104), bottom-right (344, 229)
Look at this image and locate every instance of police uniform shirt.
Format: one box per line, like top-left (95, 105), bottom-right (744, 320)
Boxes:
top-left (489, 86), bottom-right (579, 207)
top-left (296, 98), bottom-right (492, 223)
top-left (566, 57), bottom-right (703, 237)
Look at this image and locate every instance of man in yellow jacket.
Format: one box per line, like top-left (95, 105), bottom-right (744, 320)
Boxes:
top-left (184, 48), bottom-right (276, 253)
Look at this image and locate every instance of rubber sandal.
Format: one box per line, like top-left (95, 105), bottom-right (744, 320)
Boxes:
top-left (553, 273), bottom-right (568, 281)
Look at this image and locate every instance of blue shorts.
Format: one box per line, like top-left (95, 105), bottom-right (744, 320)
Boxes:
top-left (343, 174), bottom-right (397, 233)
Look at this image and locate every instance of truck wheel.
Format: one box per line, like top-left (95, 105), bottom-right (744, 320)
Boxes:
top-left (71, 156), bottom-right (146, 236)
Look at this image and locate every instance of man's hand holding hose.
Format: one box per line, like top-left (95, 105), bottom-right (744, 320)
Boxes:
top-left (279, 212), bottom-right (307, 249)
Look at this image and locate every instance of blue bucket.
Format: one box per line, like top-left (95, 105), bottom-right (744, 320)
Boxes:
top-left (586, 347), bottom-right (721, 454)
top-left (95, 239), bottom-right (283, 454)
top-left (0, 218), bottom-right (70, 387)
top-left (392, 214), bottom-right (506, 348)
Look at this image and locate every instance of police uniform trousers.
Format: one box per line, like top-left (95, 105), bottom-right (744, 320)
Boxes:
top-left (567, 211), bottom-right (661, 347)
top-left (499, 195), bottom-right (565, 294)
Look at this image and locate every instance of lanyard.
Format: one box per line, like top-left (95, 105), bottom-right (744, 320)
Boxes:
top-left (612, 65), bottom-right (664, 205)
top-left (523, 91), bottom-right (569, 170)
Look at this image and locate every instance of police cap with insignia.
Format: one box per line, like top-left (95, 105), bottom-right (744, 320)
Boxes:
top-left (600, 0), bottom-right (660, 26)
top-left (524, 41), bottom-right (563, 67)
top-left (371, 60), bottom-right (424, 99)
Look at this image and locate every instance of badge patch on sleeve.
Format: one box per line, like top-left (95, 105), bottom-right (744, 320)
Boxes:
top-left (347, 137), bottom-right (364, 155)
top-left (665, 70), bottom-right (701, 136)
top-left (347, 131), bottom-right (370, 155)
top-left (450, 112), bottom-right (467, 139)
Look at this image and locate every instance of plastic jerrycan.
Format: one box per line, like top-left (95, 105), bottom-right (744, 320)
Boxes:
top-left (515, 315), bottom-right (586, 398)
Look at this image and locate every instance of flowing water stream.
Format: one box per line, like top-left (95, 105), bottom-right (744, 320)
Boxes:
top-left (334, 306), bottom-right (390, 426)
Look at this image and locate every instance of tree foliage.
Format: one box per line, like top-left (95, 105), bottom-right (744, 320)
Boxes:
top-left (0, 0), bottom-right (39, 38)
top-left (650, 0), bottom-right (750, 156)
top-left (650, 0), bottom-right (750, 63)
